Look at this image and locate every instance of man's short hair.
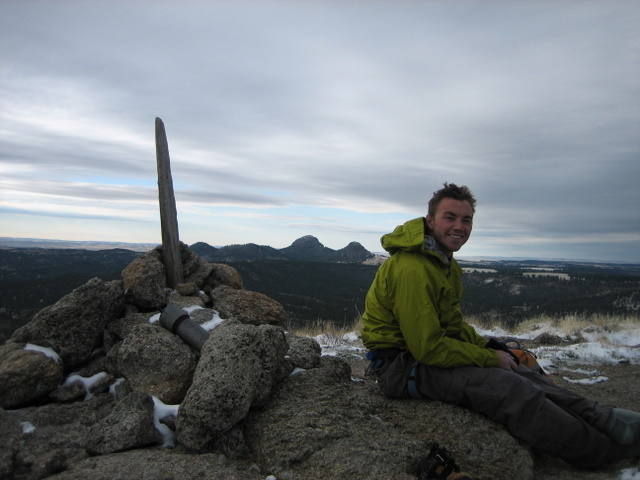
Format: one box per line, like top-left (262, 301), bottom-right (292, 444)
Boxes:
top-left (427, 182), bottom-right (476, 217)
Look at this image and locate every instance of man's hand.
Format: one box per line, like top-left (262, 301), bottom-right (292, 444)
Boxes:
top-left (493, 349), bottom-right (517, 370)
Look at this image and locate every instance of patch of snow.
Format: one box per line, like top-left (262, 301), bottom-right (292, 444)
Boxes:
top-left (342, 331), bottom-right (360, 342)
top-left (318, 338), bottom-right (365, 358)
top-left (320, 349), bottom-right (337, 357)
top-left (311, 319), bottom-right (640, 383)
top-left (619, 467), bottom-right (640, 479)
top-left (21, 421), bottom-right (35, 434)
top-left (24, 344), bottom-right (61, 363)
top-left (201, 311), bottom-right (224, 331)
top-left (512, 322), bottom-right (568, 340)
top-left (581, 325), bottom-right (640, 347)
top-left (290, 368), bottom-right (306, 376)
top-left (148, 313), bottom-right (160, 324)
top-left (559, 367), bottom-right (599, 375)
top-left (63, 372), bottom-right (109, 400)
top-left (314, 331), bottom-right (366, 359)
top-left (351, 377), bottom-right (364, 383)
top-left (523, 272), bottom-right (570, 280)
top-left (563, 376), bottom-right (609, 385)
top-left (265, 476), bottom-right (277, 480)
top-left (533, 342), bottom-right (640, 366)
top-left (108, 377), bottom-right (125, 396)
top-left (184, 305), bottom-right (204, 314)
top-left (151, 396), bottom-right (179, 448)
top-left (472, 325), bottom-right (512, 339)
top-left (535, 357), bottom-right (558, 374)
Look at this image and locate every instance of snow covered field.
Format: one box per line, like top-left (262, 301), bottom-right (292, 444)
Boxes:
top-left (316, 319), bottom-right (640, 479)
top-left (317, 319), bottom-right (640, 383)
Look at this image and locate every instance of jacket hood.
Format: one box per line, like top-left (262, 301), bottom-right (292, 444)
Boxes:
top-left (381, 217), bottom-right (451, 265)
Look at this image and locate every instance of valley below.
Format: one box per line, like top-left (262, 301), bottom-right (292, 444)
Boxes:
top-left (1, 240), bottom-right (639, 342)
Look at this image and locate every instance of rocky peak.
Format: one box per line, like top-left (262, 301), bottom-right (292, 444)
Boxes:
top-left (191, 241), bottom-right (216, 250)
top-left (288, 235), bottom-right (323, 249)
top-left (280, 235), bottom-right (336, 262)
top-left (189, 242), bottom-right (218, 259)
top-left (336, 241), bottom-right (374, 263)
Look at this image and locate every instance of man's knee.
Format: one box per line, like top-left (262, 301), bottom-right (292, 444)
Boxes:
top-left (454, 367), bottom-right (547, 418)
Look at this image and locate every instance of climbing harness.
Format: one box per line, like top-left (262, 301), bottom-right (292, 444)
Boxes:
top-left (365, 349), bottom-right (423, 399)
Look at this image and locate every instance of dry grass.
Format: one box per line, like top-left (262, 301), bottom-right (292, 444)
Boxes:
top-left (291, 313), bottom-right (640, 345)
top-left (291, 316), bottom-right (363, 344)
top-left (468, 312), bottom-right (640, 336)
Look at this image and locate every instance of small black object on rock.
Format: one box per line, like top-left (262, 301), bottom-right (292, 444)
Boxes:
top-left (416, 443), bottom-right (472, 480)
top-left (159, 303), bottom-right (209, 352)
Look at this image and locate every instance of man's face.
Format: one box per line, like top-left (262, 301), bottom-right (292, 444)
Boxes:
top-left (426, 198), bottom-right (474, 255)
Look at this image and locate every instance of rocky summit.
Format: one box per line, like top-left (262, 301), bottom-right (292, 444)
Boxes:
top-left (0, 243), bottom-right (598, 480)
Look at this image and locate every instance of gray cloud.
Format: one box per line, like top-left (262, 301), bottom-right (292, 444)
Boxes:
top-left (0, 1), bottom-right (638, 261)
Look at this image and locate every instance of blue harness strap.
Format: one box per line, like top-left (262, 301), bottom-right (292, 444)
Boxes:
top-left (367, 350), bottom-right (423, 399)
top-left (365, 350), bottom-right (386, 370)
top-left (407, 364), bottom-right (422, 399)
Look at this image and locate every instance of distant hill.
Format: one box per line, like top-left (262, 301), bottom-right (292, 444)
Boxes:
top-left (192, 236), bottom-right (374, 264)
top-left (191, 242), bottom-right (285, 262)
top-left (1, 244), bottom-right (639, 342)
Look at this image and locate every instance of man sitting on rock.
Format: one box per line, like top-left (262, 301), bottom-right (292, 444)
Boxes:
top-left (361, 182), bottom-right (640, 468)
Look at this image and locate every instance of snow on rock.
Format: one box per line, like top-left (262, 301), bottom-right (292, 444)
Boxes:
top-left (64, 372), bottom-right (110, 400)
top-left (24, 343), bottom-right (61, 363)
top-left (0, 342), bottom-right (63, 408)
top-left (20, 421), bottom-right (35, 434)
top-left (200, 311), bottom-right (225, 331)
top-left (184, 305), bottom-right (204, 314)
top-left (109, 377), bottom-right (126, 396)
top-left (152, 395), bottom-right (179, 448)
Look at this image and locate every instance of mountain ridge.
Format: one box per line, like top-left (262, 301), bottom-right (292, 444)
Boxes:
top-left (191, 235), bottom-right (374, 263)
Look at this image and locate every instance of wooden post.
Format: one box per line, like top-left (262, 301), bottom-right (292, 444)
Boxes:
top-left (155, 117), bottom-right (183, 288)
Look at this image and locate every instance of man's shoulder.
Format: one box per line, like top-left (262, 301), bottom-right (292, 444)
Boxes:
top-left (382, 251), bottom-right (441, 278)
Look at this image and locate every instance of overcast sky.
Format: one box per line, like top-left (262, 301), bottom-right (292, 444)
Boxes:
top-left (1, 1), bottom-right (639, 262)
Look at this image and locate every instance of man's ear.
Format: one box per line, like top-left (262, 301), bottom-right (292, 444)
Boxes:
top-left (426, 214), bottom-right (434, 230)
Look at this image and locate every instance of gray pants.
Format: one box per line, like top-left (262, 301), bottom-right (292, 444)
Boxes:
top-left (373, 351), bottom-right (621, 468)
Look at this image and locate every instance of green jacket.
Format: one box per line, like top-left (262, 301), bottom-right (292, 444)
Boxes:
top-left (361, 217), bottom-right (499, 368)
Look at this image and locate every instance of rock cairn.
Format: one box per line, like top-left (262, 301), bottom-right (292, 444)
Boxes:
top-left (0, 245), bottom-right (535, 480)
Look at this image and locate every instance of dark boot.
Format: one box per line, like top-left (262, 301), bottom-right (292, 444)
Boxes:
top-left (605, 408), bottom-right (640, 445)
